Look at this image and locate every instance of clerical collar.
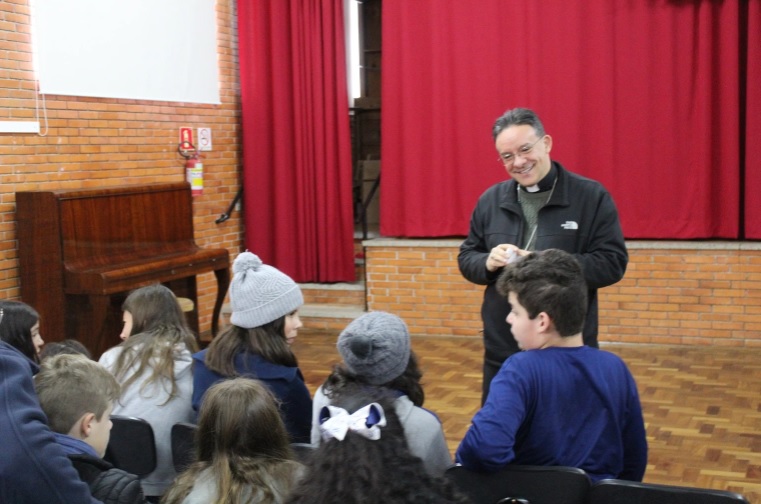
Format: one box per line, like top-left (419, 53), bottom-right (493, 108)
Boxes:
top-left (519, 165), bottom-right (557, 193)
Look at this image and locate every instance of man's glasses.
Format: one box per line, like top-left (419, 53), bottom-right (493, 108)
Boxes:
top-left (497, 136), bottom-right (545, 166)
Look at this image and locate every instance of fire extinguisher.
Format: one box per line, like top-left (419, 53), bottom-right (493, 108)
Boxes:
top-left (179, 143), bottom-right (203, 196)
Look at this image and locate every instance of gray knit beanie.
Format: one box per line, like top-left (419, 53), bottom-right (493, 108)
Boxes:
top-left (337, 311), bottom-right (411, 385)
top-left (230, 252), bottom-right (304, 329)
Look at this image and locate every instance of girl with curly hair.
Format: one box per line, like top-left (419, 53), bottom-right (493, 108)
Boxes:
top-left (289, 391), bottom-right (468, 504)
top-left (310, 311), bottom-right (452, 476)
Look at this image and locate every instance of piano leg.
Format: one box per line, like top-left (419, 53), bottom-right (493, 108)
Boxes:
top-left (212, 266), bottom-right (230, 338)
top-left (162, 277), bottom-right (199, 340)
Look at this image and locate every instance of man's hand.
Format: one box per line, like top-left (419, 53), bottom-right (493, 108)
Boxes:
top-left (486, 244), bottom-right (525, 272)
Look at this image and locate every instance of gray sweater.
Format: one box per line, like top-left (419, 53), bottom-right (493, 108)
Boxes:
top-left (180, 464), bottom-right (303, 504)
top-left (99, 344), bottom-right (195, 497)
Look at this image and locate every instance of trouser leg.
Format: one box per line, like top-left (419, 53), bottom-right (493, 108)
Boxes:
top-left (481, 357), bottom-right (503, 405)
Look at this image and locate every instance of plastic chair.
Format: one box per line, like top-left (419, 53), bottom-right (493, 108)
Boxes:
top-left (444, 464), bottom-right (590, 504)
top-left (589, 479), bottom-right (751, 504)
top-left (103, 415), bottom-right (157, 476)
top-left (171, 422), bottom-right (198, 473)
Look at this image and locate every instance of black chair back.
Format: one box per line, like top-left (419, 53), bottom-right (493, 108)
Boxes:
top-left (589, 479), bottom-right (751, 504)
top-left (171, 422), bottom-right (198, 473)
top-left (445, 464), bottom-right (590, 504)
top-left (103, 415), bottom-right (157, 476)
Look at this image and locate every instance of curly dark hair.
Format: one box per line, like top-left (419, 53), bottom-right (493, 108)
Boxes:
top-left (322, 351), bottom-right (425, 406)
top-left (286, 389), bottom-right (468, 504)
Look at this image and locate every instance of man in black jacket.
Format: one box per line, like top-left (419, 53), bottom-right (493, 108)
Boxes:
top-left (458, 107), bottom-right (628, 403)
top-left (34, 354), bottom-right (147, 504)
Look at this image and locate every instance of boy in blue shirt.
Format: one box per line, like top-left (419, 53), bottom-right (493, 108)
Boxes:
top-left (34, 354), bottom-right (146, 504)
top-left (456, 249), bottom-right (647, 482)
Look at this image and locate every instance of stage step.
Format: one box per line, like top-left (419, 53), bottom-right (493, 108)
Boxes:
top-left (218, 281), bottom-right (367, 335)
top-left (299, 281), bottom-right (367, 331)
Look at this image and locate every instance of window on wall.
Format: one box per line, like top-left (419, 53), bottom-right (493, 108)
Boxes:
top-left (30, 0), bottom-right (220, 104)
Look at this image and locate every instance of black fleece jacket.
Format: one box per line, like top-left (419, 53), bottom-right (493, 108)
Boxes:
top-left (69, 453), bottom-right (148, 504)
top-left (459, 162), bottom-right (628, 363)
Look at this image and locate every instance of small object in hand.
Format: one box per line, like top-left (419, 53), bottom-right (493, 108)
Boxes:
top-left (506, 249), bottom-right (518, 264)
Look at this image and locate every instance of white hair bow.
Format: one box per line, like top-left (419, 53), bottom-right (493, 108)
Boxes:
top-left (319, 403), bottom-right (387, 442)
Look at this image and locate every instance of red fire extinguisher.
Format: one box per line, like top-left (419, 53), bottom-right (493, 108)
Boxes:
top-left (179, 143), bottom-right (203, 196)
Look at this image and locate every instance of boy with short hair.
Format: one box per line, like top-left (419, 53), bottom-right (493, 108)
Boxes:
top-left (456, 249), bottom-right (647, 482)
top-left (34, 354), bottom-right (147, 504)
top-left (0, 341), bottom-right (101, 504)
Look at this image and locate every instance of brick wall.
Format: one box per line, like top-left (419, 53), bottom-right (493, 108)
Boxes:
top-left (4, 1), bottom-right (761, 349)
top-left (364, 239), bottom-right (761, 347)
top-left (0, 0), bottom-right (242, 334)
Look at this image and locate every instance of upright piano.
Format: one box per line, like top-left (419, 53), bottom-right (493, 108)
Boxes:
top-left (16, 182), bottom-right (230, 358)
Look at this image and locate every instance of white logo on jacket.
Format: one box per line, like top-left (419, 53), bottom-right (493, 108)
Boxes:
top-left (561, 221), bottom-right (579, 230)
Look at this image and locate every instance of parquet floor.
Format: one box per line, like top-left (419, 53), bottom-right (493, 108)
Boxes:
top-left (293, 330), bottom-right (761, 504)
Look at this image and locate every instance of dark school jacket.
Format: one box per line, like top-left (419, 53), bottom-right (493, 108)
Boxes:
top-left (0, 342), bottom-right (102, 504)
top-left (458, 162), bottom-right (628, 363)
top-left (192, 349), bottom-right (312, 443)
top-left (69, 453), bottom-right (148, 504)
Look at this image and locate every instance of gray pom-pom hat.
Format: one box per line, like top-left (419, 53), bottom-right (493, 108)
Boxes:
top-left (337, 311), bottom-right (411, 385)
top-left (230, 252), bottom-right (304, 329)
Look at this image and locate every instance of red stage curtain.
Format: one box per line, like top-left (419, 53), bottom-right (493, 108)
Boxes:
top-left (237, 0), bottom-right (355, 282)
top-left (746, 0), bottom-right (761, 239)
top-left (381, 0), bottom-right (744, 239)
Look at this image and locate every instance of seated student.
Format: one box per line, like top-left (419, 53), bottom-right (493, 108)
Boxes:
top-left (289, 391), bottom-right (469, 504)
top-left (193, 252), bottom-right (312, 443)
top-left (163, 377), bottom-right (304, 504)
top-left (39, 338), bottom-right (92, 361)
top-left (34, 354), bottom-right (147, 504)
top-left (98, 284), bottom-right (198, 500)
top-left (0, 300), bottom-right (45, 364)
top-left (0, 340), bottom-right (102, 504)
top-left (311, 311), bottom-right (452, 476)
top-left (456, 249), bottom-right (648, 481)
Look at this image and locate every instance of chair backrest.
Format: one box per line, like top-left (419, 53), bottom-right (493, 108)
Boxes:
top-left (103, 415), bottom-right (157, 477)
top-left (171, 422), bottom-right (198, 473)
top-left (589, 479), bottom-right (751, 504)
top-left (290, 442), bottom-right (316, 463)
top-left (444, 464), bottom-right (590, 504)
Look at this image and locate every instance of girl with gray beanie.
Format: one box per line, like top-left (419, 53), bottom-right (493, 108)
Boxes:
top-left (192, 252), bottom-right (312, 443)
top-left (310, 311), bottom-right (452, 476)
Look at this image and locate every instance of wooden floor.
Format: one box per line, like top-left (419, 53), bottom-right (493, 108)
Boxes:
top-left (293, 330), bottom-right (761, 504)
